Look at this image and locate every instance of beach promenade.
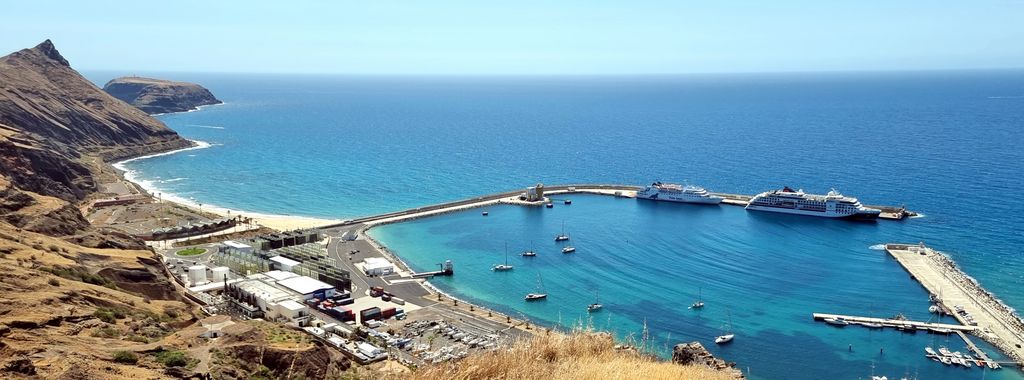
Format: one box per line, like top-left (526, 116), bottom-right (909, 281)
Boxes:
top-left (886, 243), bottom-right (1024, 367)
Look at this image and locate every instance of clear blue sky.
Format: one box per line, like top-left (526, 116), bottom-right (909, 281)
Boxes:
top-left (2, 1), bottom-right (1022, 74)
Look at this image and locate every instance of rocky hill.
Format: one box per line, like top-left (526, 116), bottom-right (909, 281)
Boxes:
top-left (0, 40), bottom-right (204, 379)
top-left (104, 77), bottom-right (222, 115)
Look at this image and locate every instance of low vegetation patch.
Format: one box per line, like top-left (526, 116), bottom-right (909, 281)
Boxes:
top-left (154, 350), bottom-right (191, 368)
top-left (41, 265), bottom-right (116, 289)
top-left (112, 350), bottom-right (138, 364)
top-left (175, 247), bottom-right (206, 256)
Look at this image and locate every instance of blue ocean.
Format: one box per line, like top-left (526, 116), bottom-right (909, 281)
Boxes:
top-left (89, 70), bottom-right (1024, 379)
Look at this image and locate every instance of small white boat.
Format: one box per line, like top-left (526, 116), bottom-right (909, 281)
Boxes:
top-left (939, 347), bottom-right (952, 356)
top-left (525, 274), bottom-right (547, 301)
top-left (715, 310), bottom-right (735, 344)
top-left (939, 356), bottom-right (952, 365)
top-left (562, 246), bottom-right (576, 254)
top-left (587, 289), bottom-right (603, 312)
top-left (925, 347), bottom-right (937, 356)
top-left (861, 322), bottom-right (884, 329)
top-left (521, 241), bottom-right (537, 257)
top-left (690, 287), bottom-right (705, 309)
top-left (555, 221), bottom-right (570, 241)
top-left (930, 327), bottom-right (952, 334)
top-left (928, 305), bottom-right (941, 313)
top-left (492, 243), bottom-right (514, 271)
top-left (824, 317), bottom-right (849, 326)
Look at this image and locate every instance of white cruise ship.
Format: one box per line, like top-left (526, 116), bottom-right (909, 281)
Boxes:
top-left (636, 182), bottom-right (723, 204)
top-left (745, 187), bottom-right (880, 220)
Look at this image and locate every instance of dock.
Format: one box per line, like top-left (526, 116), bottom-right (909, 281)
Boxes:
top-left (886, 243), bottom-right (1024, 367)
top-left (811, 313), bottom-right (976, 332)
top-left (315, 184), bottom-right (915, 231)
top-left (955, 330), bottom-right (1002, 369)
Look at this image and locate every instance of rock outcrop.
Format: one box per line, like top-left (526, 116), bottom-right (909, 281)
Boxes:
top-left (672, 342), bottom-right (745, 379)
top-left (104, 76), bottom-right (222, 115)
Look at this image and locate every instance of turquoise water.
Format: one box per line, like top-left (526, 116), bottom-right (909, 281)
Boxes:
top-left (86, 71), bottom-right (1024, 378)
top-left (369, 195), bottom-right (1017, 379)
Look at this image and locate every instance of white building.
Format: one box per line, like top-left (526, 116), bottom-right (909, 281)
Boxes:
top-left (274, 299), bottom-right (308, 321)
top-left (276, 275), bottom-right (336, 300)
top-left (362, 257), bottom-right (395, 276)
top-left (269, 255), bottom-right (301, 272)
top-left (211, 266), bottom-right (230, 283)
top-left (357, 342), bottom-right (384, 358)
top-left (188, 265), bottom-right (208, 285)
top-left (223, 240), bottom-right (254, 255)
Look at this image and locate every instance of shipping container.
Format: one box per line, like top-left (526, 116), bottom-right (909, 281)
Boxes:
top-left (336, 297), bottom-right (354, 306)
top-left (391, 297), bottom-right (406, 305)
top-left (381, 307), bottom-right (397, 319)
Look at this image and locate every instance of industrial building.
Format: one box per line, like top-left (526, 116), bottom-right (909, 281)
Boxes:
top-left (361, 257), bottom-right (395, 276)
top-left (223, 270), bottom-right (337, 321)
top-left (270, 255), bottom-right (300, 271)
top-left (223, 240), bottom-right (254, 255)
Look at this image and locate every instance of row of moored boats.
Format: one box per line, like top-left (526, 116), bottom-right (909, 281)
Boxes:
top-left (925, 346), bottom-right (1000, 369)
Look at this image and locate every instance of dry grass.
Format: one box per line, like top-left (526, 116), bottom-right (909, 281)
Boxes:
top-left (408, 331), bottom-right (734, 380)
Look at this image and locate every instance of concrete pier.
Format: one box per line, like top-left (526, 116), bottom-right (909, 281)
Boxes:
top-left (811, 313), bottom-right (976, 332)
top-left (886, 243), bottom-right (1024, 367)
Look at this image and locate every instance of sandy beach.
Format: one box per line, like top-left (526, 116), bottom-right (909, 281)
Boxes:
top-left (111, 140), bottom-right (341, 232)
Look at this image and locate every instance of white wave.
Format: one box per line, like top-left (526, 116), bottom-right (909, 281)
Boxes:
top-left (910, 213), bottom-right (926, 219)
top-left (868, 244), bottom-right (887, 251)
top-left (112, 139), bottom-right (337, 227)
top-left (186, 124), bottom-right (225, 130)
top-left (150, 102), bottom-right (226, 116)
top-left (160, 177), bottom-right (188, 183)
top-left (987, 95), bottom-right (1024, 99)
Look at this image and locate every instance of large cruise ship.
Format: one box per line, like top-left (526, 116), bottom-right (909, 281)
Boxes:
top-left (745, 187), bottom-right (880, 220)
top-left (636, 182), bottom-right (724, 204)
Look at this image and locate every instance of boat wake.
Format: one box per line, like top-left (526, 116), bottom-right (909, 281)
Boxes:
top-left (186, 124), bottom-right (225, 129)
top-left (910, 213), bottom-right (926, 219)
top-left (868, 244), bottom-right (887, 251)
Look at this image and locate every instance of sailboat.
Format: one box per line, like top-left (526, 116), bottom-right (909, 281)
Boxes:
top-left (561, 245), bottom-right (576, 253)
top-left (525, 274), bottom-right (547, 301)
top-left (492, 243), bottom-right (514, 271)
top-left (715, 310), bottom-right (734, 344)
top-left (690, 288), bottom-right (704, 309)
top-left (521, 241), bottom-right (537, 257)
top-left (587, 289), bottom-right (603, 312)
top-left (555, 221), bottom-right (570, 242)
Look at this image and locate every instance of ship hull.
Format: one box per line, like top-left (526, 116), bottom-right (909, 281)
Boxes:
top-left (636, 193), bottom-right (723, 204)
top-left (745, 204), bottom-right (879, 220)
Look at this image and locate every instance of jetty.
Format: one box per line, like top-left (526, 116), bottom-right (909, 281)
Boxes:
top-left (886, 243), bottom-right (1024, 367)
top-left (811, 313), bottom-right (975, 332)
top-left (317, 184), bottom-right (915, 230)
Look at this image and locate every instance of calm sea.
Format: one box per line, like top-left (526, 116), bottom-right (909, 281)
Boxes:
top-left (90, 71), bottom-right (1024, 379)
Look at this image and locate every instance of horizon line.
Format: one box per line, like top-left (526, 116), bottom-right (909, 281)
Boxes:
top-left (80, 66), bottom-right (1024, 77)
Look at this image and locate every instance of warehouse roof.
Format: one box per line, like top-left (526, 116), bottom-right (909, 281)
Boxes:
top-left (277, 276), bottom-right (334, 295)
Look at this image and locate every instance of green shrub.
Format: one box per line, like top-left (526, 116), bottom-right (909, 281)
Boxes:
top-left (155, 350), bottom-right (189, 367)
top-left (112, 350), bottom-right (138, 364)
top-left (47, 278), bottom-right (60, 286)
top-left (91, 326), bottom-right (119, 338)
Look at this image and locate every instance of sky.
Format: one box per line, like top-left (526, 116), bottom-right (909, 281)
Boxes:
top-left (2, 1), bottom-right (1023, 75)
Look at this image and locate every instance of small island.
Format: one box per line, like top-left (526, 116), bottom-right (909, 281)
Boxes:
top-left (103, 76), bottom-right (222, 115)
